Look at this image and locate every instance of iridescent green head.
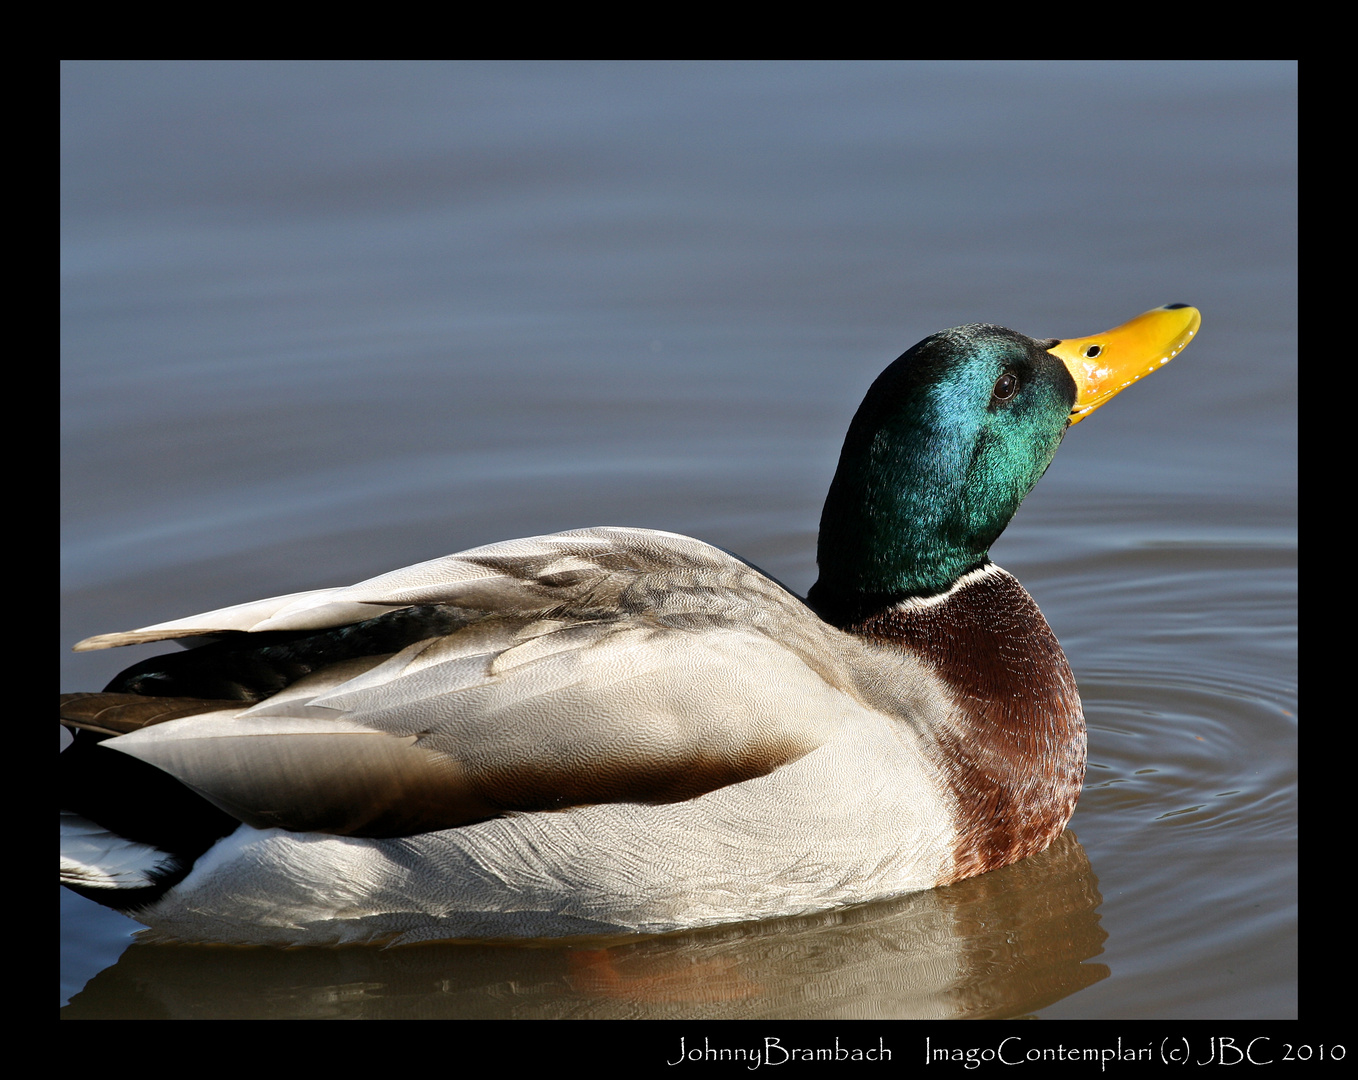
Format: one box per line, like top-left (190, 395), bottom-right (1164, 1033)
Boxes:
top-left (809, 305), bottom-right (1200, 622)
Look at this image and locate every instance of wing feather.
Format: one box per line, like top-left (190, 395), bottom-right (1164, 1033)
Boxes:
top-left (72, 528), bottom-right (899, 838)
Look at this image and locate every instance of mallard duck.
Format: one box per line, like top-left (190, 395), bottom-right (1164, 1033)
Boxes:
top-left (61, 304), bottom-right (1199, 945)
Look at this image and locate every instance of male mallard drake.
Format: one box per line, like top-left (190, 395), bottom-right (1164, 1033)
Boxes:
top-left (61, 305), bottom-right (1199, 945)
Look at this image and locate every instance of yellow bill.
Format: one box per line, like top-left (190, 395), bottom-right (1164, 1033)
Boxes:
top-left (1048, 304), bottom-right (1201, 423)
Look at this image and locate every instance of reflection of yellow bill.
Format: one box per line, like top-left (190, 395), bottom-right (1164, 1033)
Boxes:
top-left (1049, 304), bottom-right (1201, 423)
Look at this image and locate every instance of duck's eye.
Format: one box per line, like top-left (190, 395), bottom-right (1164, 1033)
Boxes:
top-left (992, 372), bottom-right (1019, 402)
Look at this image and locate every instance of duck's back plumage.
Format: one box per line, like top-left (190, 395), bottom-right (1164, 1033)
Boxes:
top-left (69, 529), bottom-right (931, 836)
top-left (64, 527), bottom-right (995, 943)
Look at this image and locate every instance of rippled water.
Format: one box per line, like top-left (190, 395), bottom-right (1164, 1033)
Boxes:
top-left (61, 61), bottom-right (1295, 1018)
